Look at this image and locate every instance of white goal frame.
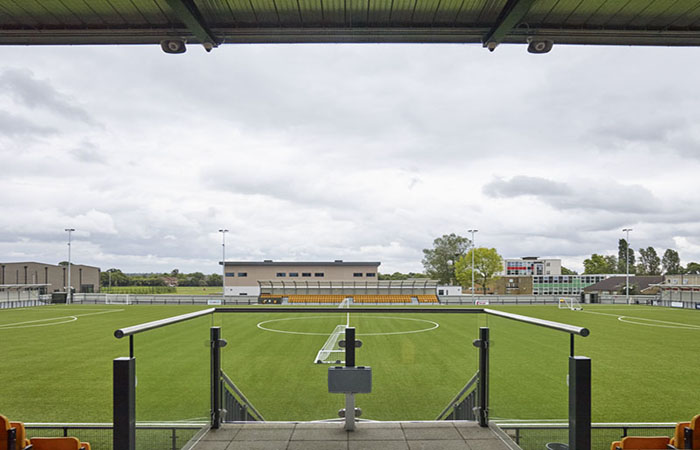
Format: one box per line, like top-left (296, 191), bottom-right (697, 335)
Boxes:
top-left (314, 298), bottom-right (351, 364)
top-left (558, 297), bottom-right (582, 311)
top-left (105, 294), bottom-right (131, 305)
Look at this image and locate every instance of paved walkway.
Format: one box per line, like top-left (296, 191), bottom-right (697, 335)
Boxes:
top-left (189, 420), bottom-right (521, 450)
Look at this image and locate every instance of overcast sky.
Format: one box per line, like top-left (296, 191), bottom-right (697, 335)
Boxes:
top-left (1, 43), bottom-right (699, 274)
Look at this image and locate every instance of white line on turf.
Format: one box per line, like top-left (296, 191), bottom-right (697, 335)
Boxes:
top-left (257, 315), bottom-right (439, 336)
top-left (617, 316), bottom-right (700, 330)
top-left (582, 309), bottom-right (700, 330)
top-left (0, 309), bottom-right (124, 329)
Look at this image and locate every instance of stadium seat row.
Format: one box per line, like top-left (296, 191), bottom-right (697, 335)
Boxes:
top-left (353, 295), bottom-right (412, 303)
top-left (279, 294), bottom-right (441, 304)
top-left (1, 414), bottom-right (91, 450)
top-left (611, 414), bottom-right (699, 450)
top-left (288, 295), bottom-right (346, 303)
top-left (416, 295), bottom-right (439, 303)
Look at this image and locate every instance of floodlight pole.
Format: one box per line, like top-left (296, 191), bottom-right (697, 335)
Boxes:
top-left (65, 228), bottom-right (75, 303)
top-left (623, 228), bottom-right (632, 304)
top-left (468, 230), bottom-right (478, 296)
top-left (219, 229), bottom-right (228, 298)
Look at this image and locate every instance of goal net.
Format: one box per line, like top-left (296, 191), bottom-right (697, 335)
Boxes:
top-left (314, 298), bottom-right (351, 364)
top-left (558, 297), bottom-right (582, 311)
top-left (106, 294), bottom-right (131, 305)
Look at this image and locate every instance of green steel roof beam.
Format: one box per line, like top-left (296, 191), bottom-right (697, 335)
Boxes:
top-left (482, 0), bottom-right (538, 52)
top-left (164, 0), bottom-right (220, 51)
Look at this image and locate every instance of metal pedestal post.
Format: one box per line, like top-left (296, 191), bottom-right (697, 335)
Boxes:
top-left (344, 393), bottom-right (356, 431)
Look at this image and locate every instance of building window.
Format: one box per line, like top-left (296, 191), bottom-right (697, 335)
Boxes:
top-left (302, 273), bottom-right (312, 277)
top-left (225, 272), bottom-right (235, 277)
top-left (366, 273), bottom-right (376, 277)
top-left (289, 272), bottom-right (299, 277)
top-left (238, 272), bottom-right (247, 277)
top-left (276, 272), bottom-right (286, 277)
top-left (353, 273), bottom-right (362, 277)
top-left (315, 272), bottom-right (324, 277)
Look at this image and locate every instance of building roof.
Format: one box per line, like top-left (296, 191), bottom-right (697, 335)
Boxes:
top-left (0, 261), bottom-right (100, 269)
top-left (258, 279), bottom-right (436, 288)
top-left (583, 276), bottom-right (663, 293)
top-left (223, 260), bottom-right (380, 267)
top-left (1, 1), bottom-right (699, 49)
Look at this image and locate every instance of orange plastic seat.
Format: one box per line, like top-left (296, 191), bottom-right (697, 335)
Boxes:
top-left (30, 437), bottom-right (89, 450)
top-left (685, 414), bottom-right (700, 449)
top-left (9, 422), bottom-right (30, 450)
top-left (617, 436), bottom-right (671, 450)
top-left (0, 414), bottom-right (18, 450)
top-left (671, 422), bottom-right (691, 449)
top-left (612, 441), bottom-right (622, 450)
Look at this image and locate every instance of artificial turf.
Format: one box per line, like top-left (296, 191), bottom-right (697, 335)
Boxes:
top-left (1, 303), bottom-right (698, 424)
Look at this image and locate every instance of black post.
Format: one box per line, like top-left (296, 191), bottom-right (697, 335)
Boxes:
top-left (345, 327), bottom-right (356, 367)
top-left (569, 356), bottom-right (591, 450)
top-left (211, 327), bottom-right (222, 429)
top-left (113, 357), bottom-right (135, 450)
top-left (477, 327), bottom-right (489, 427)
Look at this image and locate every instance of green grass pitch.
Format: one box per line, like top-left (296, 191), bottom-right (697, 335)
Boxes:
top-left (0, 304), bottom-right (699, 424)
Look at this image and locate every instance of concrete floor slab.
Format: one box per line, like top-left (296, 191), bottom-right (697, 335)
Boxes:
top-left (190, 420), bottom-right (521, 450)
top-left (401, 423), bottom-right (463, 441)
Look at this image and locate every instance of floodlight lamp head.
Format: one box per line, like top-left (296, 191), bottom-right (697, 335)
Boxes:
top-left (527, 37), bottom-right (553, 54)
top-left (160, 39), bottom-right (187, 54)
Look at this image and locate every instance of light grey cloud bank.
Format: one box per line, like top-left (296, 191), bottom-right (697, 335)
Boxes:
top-left (1, 44), bottom-right (700, 274)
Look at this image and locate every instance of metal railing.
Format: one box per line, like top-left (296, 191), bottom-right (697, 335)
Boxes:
top-left (112, 306), bottom-right (592, 450)
top-left (497, 422), bottom-right (677, 450)
top-left (436, 372), bottom-right (479, 420)
top-left (221, 371), bottom-right (265, 422)
top-left (25, 423), bottom-right (203, 450)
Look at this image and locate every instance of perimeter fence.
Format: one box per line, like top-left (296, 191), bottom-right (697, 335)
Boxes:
top-left (24, 423), bottom-right (203, 450)
top-left (498, 422), bottom-right (677, 450)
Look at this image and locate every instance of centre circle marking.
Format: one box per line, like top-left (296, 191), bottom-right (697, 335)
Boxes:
top-left (257, 315), bottom-right (439, 336)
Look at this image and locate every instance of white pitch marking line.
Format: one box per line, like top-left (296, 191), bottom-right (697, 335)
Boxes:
top-left (617, 316), bottom-right (700, 330)
top-left (582, 309), bottom-right (700, 330)
top-left (257, 315), bottom-right (439, 336)
top-left (0, 308), bottom-right (124, 329)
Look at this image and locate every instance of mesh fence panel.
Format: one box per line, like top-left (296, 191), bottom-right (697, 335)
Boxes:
top-left (26, 425), bottom-right (202, 450)
top-left (499, 425), bottom-right (676, 450)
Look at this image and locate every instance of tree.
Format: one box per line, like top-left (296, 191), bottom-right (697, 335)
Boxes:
top-left (455, 247), bottom-right (503, 294)
top-left (58, 261), bottom-right (69, 266)
top-left (637, 247), bottom-right (661, 275)
top-left (617, 239), bottom-right (635, 274)
top-left (583, 254), bottom-right (616, 274)
top-left (206, 273), bottom-right (222, 286)
top-left (662, 249), bottom-right (682, 274)
top-left (100, 268), bottom-right (129, 287)
top-left (561, 266), bottom-right (578, 275)
top-left (604, 255), bottom-right (618, 273)
top-left (422, 233), bottom-right (471, 285)
top-left (378, 272), bottom-right (428, 280)
top-left (685, 262), bottom-right (700, 275)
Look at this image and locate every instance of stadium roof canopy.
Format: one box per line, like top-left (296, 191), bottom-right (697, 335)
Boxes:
top-left (1, 0), bottom-right (700, 53)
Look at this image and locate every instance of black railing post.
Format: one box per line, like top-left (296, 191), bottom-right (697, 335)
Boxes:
top-left (475, 327), bottom-right (489, 427)
top-left (569, 356), bottom-right (591, 450)
top-left (113, 357), bottom-right (135, 450)
top-left (211, 327), bottom-right (227, 429)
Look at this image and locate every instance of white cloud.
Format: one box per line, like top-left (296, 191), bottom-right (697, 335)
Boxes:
top-left (1, 44), bottom-right (700, 273)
